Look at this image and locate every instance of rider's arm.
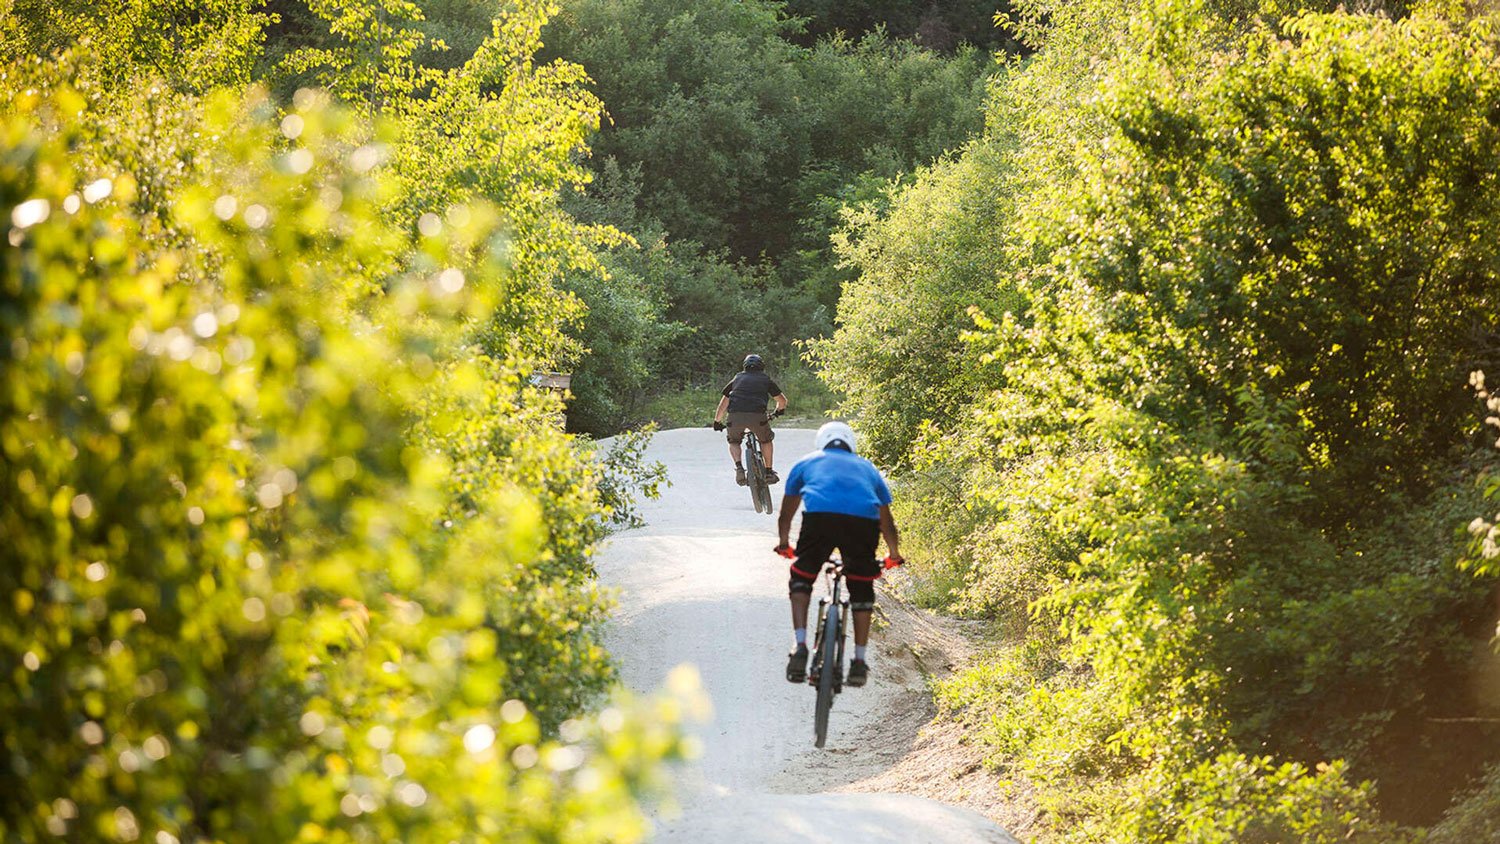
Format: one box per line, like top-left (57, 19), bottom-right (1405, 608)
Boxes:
top-left (773, 393), bottom-right (788, 412)
top-left (777, 494), bottom-right (802, 548)
top-left (878, 504), bottom-right (901, 560)
top-left (714, 394), bottom-right (729, 422)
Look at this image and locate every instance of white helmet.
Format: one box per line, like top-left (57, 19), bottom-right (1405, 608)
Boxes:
top-left (815, 421), bottom-right (857, 453)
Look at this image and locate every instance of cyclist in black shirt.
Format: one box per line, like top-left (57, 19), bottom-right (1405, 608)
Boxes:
top-left (712, 354), bottom-right (788, 485)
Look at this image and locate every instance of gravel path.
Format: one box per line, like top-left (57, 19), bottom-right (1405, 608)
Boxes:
top-left (596, 427), bottom-right (1020, 843)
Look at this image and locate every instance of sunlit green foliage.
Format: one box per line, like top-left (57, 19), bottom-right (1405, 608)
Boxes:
top-left (1, 0), bottom-right (687, 840)
top-left (1124, 754), bottom-right (1416, 843)
top-left (1049, 9), bottom-right (1500, 515)
top-left (1, 0), bottom-right (272, 91)
top-left (278, 0), bottom-right (451, 111)
top-left (808, 137), bottom-right (1016, 467)
top-left (826, 0), bottom-right (1500, 838)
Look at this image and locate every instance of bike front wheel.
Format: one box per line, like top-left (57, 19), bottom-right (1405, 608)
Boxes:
top-left (753, 474), bottom-right (774, 514)
top-left (813, 604), bottom-right (839, 748)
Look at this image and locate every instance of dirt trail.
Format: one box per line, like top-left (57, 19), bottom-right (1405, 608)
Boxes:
top-left (596, 427), bottom-right (1021, 843)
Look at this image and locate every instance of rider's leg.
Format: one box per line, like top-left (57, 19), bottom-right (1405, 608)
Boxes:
top-left (726, 413), bottom-right (748, 464)
top-left (838, 518), bottom-right (881, 681)
top-left (788, 512), bottom-right (833, 643)
top-left (790, 589), bottom-right (811, 633)
top-left (726, 419), bottom-right (747, 483)
top-left (851, 609), bottom-right (872, 647)
top-left (752, 417), bottom-right (777, 475)
top-left (847, 580), bottom-right (876, 687)
top-left (786, 578), bottom-right (815, 682)
top-left (848, 578), bottom-right (877, 648)
top-left (846, 606), bottom-right (873, 687)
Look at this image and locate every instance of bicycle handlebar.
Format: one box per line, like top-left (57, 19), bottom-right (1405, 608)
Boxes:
top-left (710, 408), bottom-right (781, 430)
top-left (772, 545), bottom-right (905, 569)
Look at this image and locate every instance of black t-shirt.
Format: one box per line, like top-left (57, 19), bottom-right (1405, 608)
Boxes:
top-left (722, 371), bottom-right (783, 413)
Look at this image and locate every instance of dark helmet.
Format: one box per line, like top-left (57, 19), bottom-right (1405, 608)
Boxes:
top-left (743, 354), bottom-right (764, 371)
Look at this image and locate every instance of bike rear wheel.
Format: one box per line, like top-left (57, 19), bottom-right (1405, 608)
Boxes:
top-left (813, 603), bottom-right (839, 748)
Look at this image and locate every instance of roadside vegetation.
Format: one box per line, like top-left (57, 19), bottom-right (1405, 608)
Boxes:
top-left (814, 0), bottom-right (1500, 839)
top-left (1, 2), bottom-right (688, 842)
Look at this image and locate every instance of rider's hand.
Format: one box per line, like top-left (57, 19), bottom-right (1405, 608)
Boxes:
top-left (883, 554), bottom-right (904, 569)
top-left (712, 420), bottom-right (726, 431)
top-left (775, 543), bottom-right (796, 559)
top-left (771, 408), bottom-right (785, 418)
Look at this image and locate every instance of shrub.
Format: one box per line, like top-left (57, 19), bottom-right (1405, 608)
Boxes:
top-left (829, 0), bottom-right (1500, 837)
top-left (1127, 754), bottom-right (1418, 844)
top-left (0, 8), bottom-right (689, 840)
top-left (1428, 762), bottom-right (1500, 844)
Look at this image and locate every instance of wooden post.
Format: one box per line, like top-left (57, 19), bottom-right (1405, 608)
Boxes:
top-left (530, 371), bottom-right (572, 427)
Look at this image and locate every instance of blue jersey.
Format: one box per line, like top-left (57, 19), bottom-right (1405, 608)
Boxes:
top-left (784, 448), bottom-right (892, 520)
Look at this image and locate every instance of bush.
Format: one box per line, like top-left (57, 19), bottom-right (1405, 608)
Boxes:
top-left (0, 4), bottom-right (690, 839)
top-left (1128, 754), bottom-right (1418, 844)
top-left (1428, 762), bottom-right (1500, 844)
top-left (807, 137), bottom-right (1018, 468)
top-left (825, 0), bottom-right (1500, 837)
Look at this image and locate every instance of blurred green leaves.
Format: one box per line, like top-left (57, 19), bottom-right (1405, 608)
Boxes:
top-left (1, 2), bottom-right (688, 842)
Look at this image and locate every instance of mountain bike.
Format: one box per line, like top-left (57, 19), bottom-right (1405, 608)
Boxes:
top-left (715, 408), bottom-right (782, 514)
top-left (804, 553), bottom-right (903, 748)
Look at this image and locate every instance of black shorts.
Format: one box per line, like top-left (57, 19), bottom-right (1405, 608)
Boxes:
top-left (788, 512), bottom-right (881, 607)
top-left (726, 411), bottom-right (773, 445)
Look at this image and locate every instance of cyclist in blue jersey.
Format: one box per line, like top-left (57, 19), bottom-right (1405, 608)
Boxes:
top-left (712, 354), bottom-right (788, 485)
top-left (775, 421), bottom-right (902, 688)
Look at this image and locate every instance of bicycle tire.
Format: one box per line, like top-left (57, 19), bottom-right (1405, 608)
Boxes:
top-left (747, 459), bottom-right (763, 512)
top-left (813, 603), bottom-right (839, 748)
top-left (746, 439), bottom-right (771, 514)
top-left (755, 474), bottom-right (774, 514)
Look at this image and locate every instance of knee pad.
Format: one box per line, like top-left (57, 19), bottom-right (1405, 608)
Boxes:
top-left (788, 577), bottom-right (813, 595)
top-left (846, 580), bottom-right (876, 607)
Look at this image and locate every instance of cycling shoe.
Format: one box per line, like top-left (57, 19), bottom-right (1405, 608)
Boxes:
top-left (786, 645), bottom-right (808, 683)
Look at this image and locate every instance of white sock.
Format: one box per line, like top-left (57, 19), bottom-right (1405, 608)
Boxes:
top-left (794, 628), bottom-right (806, 647)
top-left (854, 645), bottom-right (867, 661)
